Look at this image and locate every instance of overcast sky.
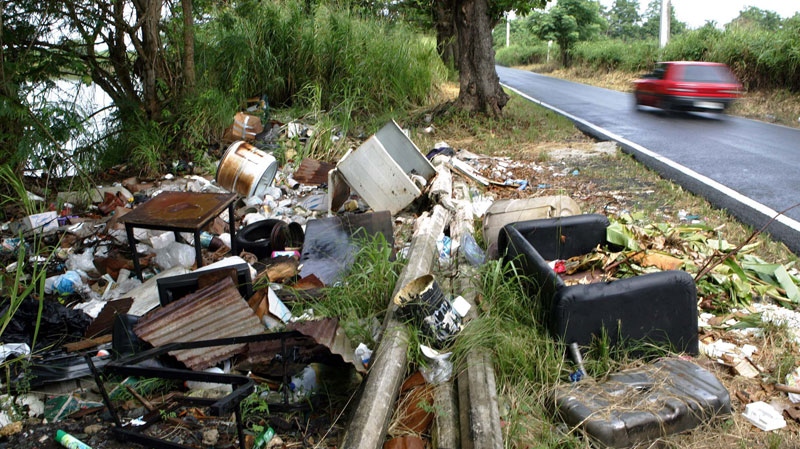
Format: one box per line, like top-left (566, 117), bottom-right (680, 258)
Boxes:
top-left (597, 1), bottom-right (800, 29)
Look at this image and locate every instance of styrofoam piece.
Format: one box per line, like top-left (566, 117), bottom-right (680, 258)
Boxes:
top-left (451, 295), bottom-right (471, 318)
top-left (742, 401), bottom-right (786, 431)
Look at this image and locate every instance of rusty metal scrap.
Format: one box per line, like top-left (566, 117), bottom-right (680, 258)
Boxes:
top-left (134, 276), bottom-right (264, 370)
top-left (238, 317), bottom-right (365, 376)
top-left (293, 158), bottom-right (335, 186)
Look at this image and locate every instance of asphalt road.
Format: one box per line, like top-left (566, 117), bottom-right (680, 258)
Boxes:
top-left (496, 65), bottom-right (800, 255)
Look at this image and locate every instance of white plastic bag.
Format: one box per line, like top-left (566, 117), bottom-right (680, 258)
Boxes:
top-left (154, 242), bottom-right (196, 270)
top-left (66, 249), bottom-right (96, 274)
top-left (420, 344), bottom-right (453, 384)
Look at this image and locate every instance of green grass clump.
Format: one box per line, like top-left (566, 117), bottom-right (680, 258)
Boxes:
top-left (307, 233), bottom-right (405, 347)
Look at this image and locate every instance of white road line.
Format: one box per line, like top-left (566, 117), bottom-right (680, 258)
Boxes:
top-left (502, 82), bottom-right (800, 233)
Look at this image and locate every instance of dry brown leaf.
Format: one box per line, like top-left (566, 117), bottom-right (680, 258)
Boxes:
top-left (630, 252), bottom-right (684, 270)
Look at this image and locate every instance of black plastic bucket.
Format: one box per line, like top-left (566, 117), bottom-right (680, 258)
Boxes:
top-left (393, 274), bottom-right (461, 347)
top-left (235, 219), bottom-right (286, 259)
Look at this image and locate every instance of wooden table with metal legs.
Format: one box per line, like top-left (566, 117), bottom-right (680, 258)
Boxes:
top-left (119, 191), bottom-right (238, 280)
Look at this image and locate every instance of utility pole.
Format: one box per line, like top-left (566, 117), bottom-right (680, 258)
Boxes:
top-left (659, 0), bottom-right (671, 48)
top-left (506, 12), bottom-right (510, 47)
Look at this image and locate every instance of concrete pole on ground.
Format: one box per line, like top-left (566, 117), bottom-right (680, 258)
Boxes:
top-left (341, 205), bottom-right (452, 449)
top-left (452, 180), bottom-right (503, 449)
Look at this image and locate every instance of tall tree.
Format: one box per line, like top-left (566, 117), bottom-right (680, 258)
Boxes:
top-left (445, 0), bottom-right (549, 116)
top-left (726, 6), bottom-right (782, 32)
top-left (51, 0), bottom-right (203, 173)
top-left (606, 0), bottom-right (640, 39)
top-left (0, 0), bottom-right (85, 174)
top-left (641, 0), bottom-right (685, 36)
top-left (350, 0), bottom-right (549, 116)
top-left (530, 0), bottom-right (604, 67)
top-left (433, 0), bottom-right (458, 70)
top-left (181, 0), bottom-right (197, 94)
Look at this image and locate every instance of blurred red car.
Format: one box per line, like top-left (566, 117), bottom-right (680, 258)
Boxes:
top-left (633, 61), bottom-right (742, 113)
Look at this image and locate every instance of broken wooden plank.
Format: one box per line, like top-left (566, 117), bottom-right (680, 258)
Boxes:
top-left (447, 158), bottom-right (490, 187)
top-left (64, 335), bottom-right (113, 353)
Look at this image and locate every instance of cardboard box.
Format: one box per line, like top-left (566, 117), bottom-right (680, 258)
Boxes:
top-left (222, 112), bottom-right (264, 143)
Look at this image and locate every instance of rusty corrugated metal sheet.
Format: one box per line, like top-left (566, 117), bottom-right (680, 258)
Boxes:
top-left (289, 318), bottom-right (359, 369)
top-left (239, 317), bottom-right (364, 376)
top-left (293, 158), bottom-right (335, 186)
top-left (134, 276), bottom-right (264, 370)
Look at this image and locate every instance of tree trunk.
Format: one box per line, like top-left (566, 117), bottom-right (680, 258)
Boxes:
top-left (181, 0), bottom-right (196, 94)
top-left (434, 0), bottom-right (458, 70)
top-left (141, 0), bottom-right (162, 121)
top-left (453, 0), bottom-right (508, 117)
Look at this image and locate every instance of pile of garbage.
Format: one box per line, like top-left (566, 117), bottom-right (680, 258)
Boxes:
top-left (0, 118), bottom-right (521, 449)
top-left (1, 114), bottom-right (800, 449)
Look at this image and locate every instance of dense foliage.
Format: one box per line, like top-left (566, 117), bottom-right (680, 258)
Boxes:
top-left (0, 0), bottom-right (446, 177)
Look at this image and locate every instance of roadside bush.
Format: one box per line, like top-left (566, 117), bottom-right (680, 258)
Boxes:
top-left (572, 39), bottom-right (659, 72)
top-left (663, 25), bottom-right (800, 91)
top-left (661, 25), bottom-right (723, 62)
top-left (495, 42), bottom-right (551, 66)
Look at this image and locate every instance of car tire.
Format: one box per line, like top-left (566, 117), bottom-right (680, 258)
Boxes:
top-left (658, 97), bottom-right (674, 113)
top-left (633, 92), bottom-right (642, 110)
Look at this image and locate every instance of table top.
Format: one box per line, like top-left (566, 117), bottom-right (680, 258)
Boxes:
top-left (120, 191), bottom-right (237, 230)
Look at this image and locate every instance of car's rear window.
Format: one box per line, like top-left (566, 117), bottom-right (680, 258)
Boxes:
top-left (680, 65), bottom-right (737, 83)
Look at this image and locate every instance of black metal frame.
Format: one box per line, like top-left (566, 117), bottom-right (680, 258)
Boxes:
top-left (88, 331), bottom-right (304, 449)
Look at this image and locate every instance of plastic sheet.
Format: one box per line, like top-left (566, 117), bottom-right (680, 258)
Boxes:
top-left (65, 249), bottom-right (96, 273)
top-left (1, 298), bottom-right (91, 350)
top-left (154, 241), bottom-right (196, 270)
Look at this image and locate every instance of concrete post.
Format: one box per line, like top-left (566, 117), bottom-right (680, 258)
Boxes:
top-left (341, 205), bottom-right (452, 449)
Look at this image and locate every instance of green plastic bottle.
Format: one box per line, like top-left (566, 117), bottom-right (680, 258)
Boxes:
top-left (252, 426), bottom-right (275, 449)
top-left (55, 430), bottom-right (92, 449)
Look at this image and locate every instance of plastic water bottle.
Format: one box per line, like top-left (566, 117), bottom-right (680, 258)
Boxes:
top-left (289, 365), bottom-right (318, 400)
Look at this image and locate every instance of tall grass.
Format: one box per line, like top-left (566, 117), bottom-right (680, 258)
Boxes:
top-left (572, 39), bottom-right (659, 72)
top-left (306, 233), bottom-right (405, 347)
top-left (198, 1), bottom-right (446, 130)
top-left (449, 259), bottom-right (583, 447)
top-left (0, 166), bottom-right (54, 391)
